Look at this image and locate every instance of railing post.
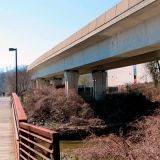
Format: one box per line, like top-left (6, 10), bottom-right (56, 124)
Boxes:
top-left (20, 130), bottom-right (29, 159)
top-left (52, 132), bottom-right (60, 160)
top-left (29, 133), bottom-right (35, 157)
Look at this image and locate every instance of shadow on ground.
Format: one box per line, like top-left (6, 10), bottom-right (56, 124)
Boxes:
top-left (82, 93), bottom-right (159, 135)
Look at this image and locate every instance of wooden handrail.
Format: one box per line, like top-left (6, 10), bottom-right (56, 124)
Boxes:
top-left (12, 103), bottom-right (19, 141)
top-left (12, 93), bottom-right (27, 122)
top-left (11, 93), bottom-right (60, 160)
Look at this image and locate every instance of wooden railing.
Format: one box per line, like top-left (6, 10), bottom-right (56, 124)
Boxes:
top-left (12, 93), bottom-right (60, 160)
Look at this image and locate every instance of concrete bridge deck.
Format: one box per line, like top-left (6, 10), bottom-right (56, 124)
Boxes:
top-left (0, 97), bottom-right (15, 160)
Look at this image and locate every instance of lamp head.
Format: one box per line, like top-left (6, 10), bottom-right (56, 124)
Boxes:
top-left (9, 48), bottom-right (16, 51)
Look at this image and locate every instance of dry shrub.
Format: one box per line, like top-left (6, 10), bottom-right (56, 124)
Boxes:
top-left (87, 83), bottom-right (159, 125)
top-left (70, 116), bottom-right (88, 126)
top-left (69, 117), bottom-right (105, 126)
top-left (128, 111), bottom-right (160, 159)
top-left (24, 86), bottom-right (94, 124)
top-left (79, 103), bottom-right (94, 119)
top-left (125, 83), bottom-right (160, 102)
top-left (61, 134), bottom-right (129, 160)
top-left (61, 83), bottom-right (160, 159)
top-left (61, 110), bottom-right (160, 160)
top-left (88, 118), bottom-right (105, 126)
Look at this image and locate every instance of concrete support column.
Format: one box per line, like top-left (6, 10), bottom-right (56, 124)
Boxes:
top-left (92, 71), bottom-right (107, 100)
top-left (31, 80), bottom-right (36, 88)
top-left (44, 80), bottom-right (50, 86)
top-left (64, 70), bottom-right (79, 93)
top-left (50, 78), bottom-right (62, 86)
top-left (36, 78), bottom-right (46, 88)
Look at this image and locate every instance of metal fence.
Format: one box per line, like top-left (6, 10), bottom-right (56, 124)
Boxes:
top-left (12, 93), bottom-right (60, 160)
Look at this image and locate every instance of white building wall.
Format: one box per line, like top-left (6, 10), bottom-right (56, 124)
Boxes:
top-left (108, 65), bottom-right (134, 86)
top-left (108, 63), bottom-right (152, 87)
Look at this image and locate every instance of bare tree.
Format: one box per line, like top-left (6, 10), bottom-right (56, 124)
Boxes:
top-left (0, 69), bottom-right (6, 94)
top-left (145, 60), bottom-right (160, 87)
top-left (5, 66), bottom-right (32, 101)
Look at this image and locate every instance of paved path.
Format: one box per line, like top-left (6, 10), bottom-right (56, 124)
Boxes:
top-left (0, 97), bottom-right (15, 160)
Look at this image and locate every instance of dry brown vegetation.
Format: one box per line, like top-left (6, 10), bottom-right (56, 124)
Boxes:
top-left (24, 83), bottom-right (160, 159)
top-left (60, 83), bottom-right (160, 160)
top-left (61, 109), bottom-right (160, 160)
top-left (24, 86), bottom-right (103, 126)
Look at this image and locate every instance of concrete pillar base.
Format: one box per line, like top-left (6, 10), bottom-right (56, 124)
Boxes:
top-left (50, 78), bottom-right (62, 86)
top-left (31, 80), bottom-right (36, 88)
top-left (36, 78), bottom-right (46, 88)
top-left (64, 70), bottom-right (79, 93)
top-left (92, 71), bottom-right (107, 100)
top-left (44, 80), bottom-right (50, 86)
top-left (55, 78), bottom-right (62, 86)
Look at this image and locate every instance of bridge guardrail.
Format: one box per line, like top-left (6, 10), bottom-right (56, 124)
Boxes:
top-left (12, 93), bottom-right (60, 160)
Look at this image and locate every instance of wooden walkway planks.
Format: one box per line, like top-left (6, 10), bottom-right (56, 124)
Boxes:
top-left (0, 97), bottom-right (15, 160)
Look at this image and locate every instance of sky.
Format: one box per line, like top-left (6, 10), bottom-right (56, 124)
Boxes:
top-left (0, 0), bottom-right (121, 70)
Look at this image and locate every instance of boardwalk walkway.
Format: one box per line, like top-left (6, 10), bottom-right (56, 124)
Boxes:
top-left (0, 97), bottom-right (15, 160)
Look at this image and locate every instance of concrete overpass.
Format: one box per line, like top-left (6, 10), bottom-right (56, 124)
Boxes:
top-left (28, 0), bottom-right (160, 100)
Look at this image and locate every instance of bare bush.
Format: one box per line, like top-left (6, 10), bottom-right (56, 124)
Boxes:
top-left (60, 83), bottom-right (160, 159)
top-left (24, 86), bottom-right (94, 124)
top-left (61, 109), bottom-right (160, 160)
top-left (88, 118), bottom-right (105, 126)
top-left (70, 117), bottom-right (88, 126)
top-left (24, 83), bottom-right (160, 159)
top-left (69, 117), bottom-right (105, 126)
top-left (125, 83), bottom-right (160, 102)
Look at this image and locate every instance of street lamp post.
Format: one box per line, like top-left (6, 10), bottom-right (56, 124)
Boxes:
top-left (9, 48), bottom-right (18, 95)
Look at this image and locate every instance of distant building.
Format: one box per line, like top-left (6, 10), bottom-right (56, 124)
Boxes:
top-left (108, 63), bottom-right (152, 87)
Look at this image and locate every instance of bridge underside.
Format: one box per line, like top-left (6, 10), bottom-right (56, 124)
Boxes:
top-left (30, 0), bottom-right (160, 100)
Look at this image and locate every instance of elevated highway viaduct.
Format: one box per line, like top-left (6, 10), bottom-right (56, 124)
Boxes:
top-left (28, 0), bottom-right (160, 100)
